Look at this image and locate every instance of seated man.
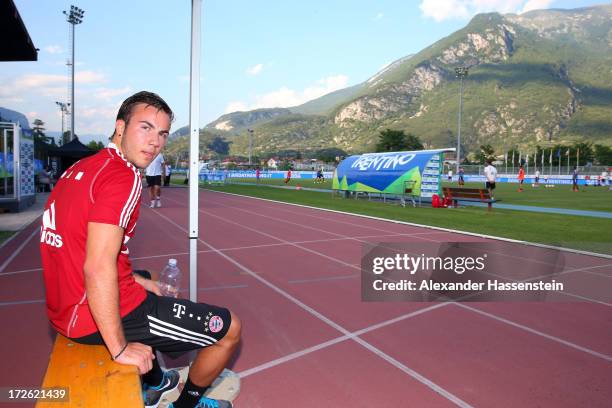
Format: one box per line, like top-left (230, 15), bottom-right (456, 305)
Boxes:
top-left (40, 91), bottom-right (241, 408)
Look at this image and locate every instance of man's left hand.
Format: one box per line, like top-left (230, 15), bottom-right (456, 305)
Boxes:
top-left (133, 274), bottom-right (162, 296)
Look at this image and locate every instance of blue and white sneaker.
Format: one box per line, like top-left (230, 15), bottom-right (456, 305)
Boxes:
top-left (143, 369), bottom-right (181, 408)
top-left (168, 396), bottom-right (233, 408)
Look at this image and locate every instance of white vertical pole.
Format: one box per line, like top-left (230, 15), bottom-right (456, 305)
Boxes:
top-left (70, 22), bottom-right (75, 140)
top-left (456, 77), bottom-right (463, 174)
top-left (189, 0), bottom-right (202, 302)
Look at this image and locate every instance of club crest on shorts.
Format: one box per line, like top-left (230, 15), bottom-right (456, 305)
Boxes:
top-left (208, 315), bottom-right (224, 333)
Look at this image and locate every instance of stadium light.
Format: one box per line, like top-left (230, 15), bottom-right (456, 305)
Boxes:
top-left (55, 101), bottom-right (71, 142)
top-left (455, 66), bottom-right (469, 173)
top-left (247, 129), bottom-right (254, 165)
top-left (63, 5), bottom-right (85, 141)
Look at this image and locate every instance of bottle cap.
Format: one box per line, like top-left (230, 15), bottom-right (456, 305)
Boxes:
top-left (169, 259), bottom-right (177, 267)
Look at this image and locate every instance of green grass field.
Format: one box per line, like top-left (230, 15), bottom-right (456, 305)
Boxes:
top-left (203, 183), bottom-right (612, 256)
top-left (226, 177), bottom-right (612, 212)
top-left (0, 231), bottom-right (15, 246)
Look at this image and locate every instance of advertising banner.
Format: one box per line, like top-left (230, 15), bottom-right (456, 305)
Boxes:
top-left (332, 149), bottom-right (453, 198)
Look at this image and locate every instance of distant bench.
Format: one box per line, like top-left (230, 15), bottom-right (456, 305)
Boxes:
top-left (36, 334), bottom-right (142, 407)
top-left (442, 187), bottom-right (500, 210)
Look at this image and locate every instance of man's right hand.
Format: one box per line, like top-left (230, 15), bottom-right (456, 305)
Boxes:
top-left (113, 342), bottom-right (155, 374)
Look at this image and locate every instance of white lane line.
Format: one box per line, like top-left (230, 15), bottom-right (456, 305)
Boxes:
top-left (582, 269), bottom-right (612, 279)
top-left (189, 192), bottom-right (612, 363)
top-left (239, 301), bottom-right (451, 378)
top-left (482, 263), bottom-right (612, 307)
top-left (215, 191), bottom-right (448, 236)
top-left (455, 303), bottom-right (612, 363)
top-left (0, 299), bottom-right (46, 307)
top-left (150, 204), bottom-right (474, 408)
top-left (0, 228), bottom-right (39, 274)
top-left (198, 200), bottom-right (611, 305)
top-left (206, 189), bottom-right (612, 260)
top-left (0, 233), bottom-right (415, 278)
top-left (288, 274), bottom-right (358, 284)
top-left (209, 193), bottom-right (609, 274)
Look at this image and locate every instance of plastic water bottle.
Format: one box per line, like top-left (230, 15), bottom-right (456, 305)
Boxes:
top-left (159, 259), bottom-right (181, 297)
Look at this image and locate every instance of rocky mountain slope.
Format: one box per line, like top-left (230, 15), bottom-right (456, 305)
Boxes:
top-left (202, 5), bottom-right (612, 157)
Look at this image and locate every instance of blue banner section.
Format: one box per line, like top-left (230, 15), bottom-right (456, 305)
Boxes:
top-left (0, 153), bottom-right (14, 175)
top-left (460, 175), bottom-right (597, 185)
top-left (335, 151), bottom-right (440, 192)
top-left (198, 170), bottom-right (333, 180)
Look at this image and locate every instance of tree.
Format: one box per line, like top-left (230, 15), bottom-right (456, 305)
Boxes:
top-left (593, 144), bottom-right (612, 165)
top-left (86, 140), bottom-right (105, 151)
top-left (476, 144), bottom-right (496, 164)
top-left (404, 133), bottom-right (424, 150)
top-left (572, 142), bottom-right (594, 166)
top-left (207, 136), bottom-right (230, 155)
top-left (31, 119), bottom-right (54, 160)
top-left (375, 129), bottom-right (423, 152)
top-left (315, 147), bottom-right (347, 163)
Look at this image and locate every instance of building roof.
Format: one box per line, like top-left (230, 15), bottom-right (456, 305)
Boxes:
top-left (1, 0), bottom-right (38, 61)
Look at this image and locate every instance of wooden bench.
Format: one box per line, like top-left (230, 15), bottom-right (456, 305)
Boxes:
top-left (442, 187), bottom-right (500, 210)
top-left (36, 334), bottom-right (143, 407)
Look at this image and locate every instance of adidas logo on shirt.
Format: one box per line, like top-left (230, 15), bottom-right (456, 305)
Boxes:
top-left (41, 201), bottom-right (63, 248)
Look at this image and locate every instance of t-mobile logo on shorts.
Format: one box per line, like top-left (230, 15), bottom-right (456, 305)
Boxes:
top-left (173, 303), bottom-right (186, 319)
top-left (41, 201), bottom-right (63, 248)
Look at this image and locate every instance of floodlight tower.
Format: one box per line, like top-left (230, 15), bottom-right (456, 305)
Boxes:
top-left (247, 129), bottom-right (254, 165)
top-left (55, 101), bottom-right (70, 142)
top-left (455, 66), bottom-right (469, 173)
top-left (63, 5), bottom-right (85, 141)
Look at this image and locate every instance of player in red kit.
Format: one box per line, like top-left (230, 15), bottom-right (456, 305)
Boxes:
top-left (40, 92), bottom-right (240, 408)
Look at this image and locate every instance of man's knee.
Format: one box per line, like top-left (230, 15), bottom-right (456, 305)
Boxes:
top-left (221, 311), bottom-right (241, 346)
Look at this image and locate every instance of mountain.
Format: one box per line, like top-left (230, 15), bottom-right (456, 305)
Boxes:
top-left (205, 108), bottom-right (292, 134)
top-left (202, 5), bottom-right (612, 157)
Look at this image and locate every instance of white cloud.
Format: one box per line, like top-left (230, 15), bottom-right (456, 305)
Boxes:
top-left (93, 87), bottom-right (132, 100)
top-left (246, 63), bottom-right (264, 76)
top-left (75, 71), bottom-right (106, 84)
top-left (420, 0), bottom-right (470, 22)
top-left (8, 71), bottom-right (105, 90)
top-left (224, 101), bottom-right (249, 113)
top-left (44, 45), bottom-right (63, 54)
top-left (224, 74), bottom-right (350, 113)
top-left (77, 105), bottom-right (120, 135)
top-left (374, 12), bottom-right (384, 21)
top-left (520, 0), bottom-right (553, 13)
top-left (419, 0), bottom-right (540, 22)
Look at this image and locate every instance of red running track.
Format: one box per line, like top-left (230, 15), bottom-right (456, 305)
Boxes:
top-left (0, 187), bottom-right (611, 407)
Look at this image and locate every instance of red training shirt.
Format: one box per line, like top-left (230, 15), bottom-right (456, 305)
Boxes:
top-left (40, 143), bottom-right (146, 338)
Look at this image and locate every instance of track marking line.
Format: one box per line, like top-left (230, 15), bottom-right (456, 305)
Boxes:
top-left (455, 303), bottom-right (612, 363)
top-left (206, 189), bottom-right (612, 260)
top-left (150, 204), bottom-right (474, 407)
top-left (0, 228), bottom-right (39, 274)
top-left (0, 299), bottom-right (46, 307)
top-left (196, 200), bottom-right (611, 305)
top-left (170, 192), bottom-right (612, 364)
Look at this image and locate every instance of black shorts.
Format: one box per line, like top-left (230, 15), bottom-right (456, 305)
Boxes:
top-left (146, 175), bottom-right (162, 187)
top-left (71, 292), bottom-right (231, 352)
top-left (486, 181), bottom-right (496, 190)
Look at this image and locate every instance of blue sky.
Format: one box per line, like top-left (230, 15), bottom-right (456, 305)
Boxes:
top-left (1, 0), bottom-right (603, 143)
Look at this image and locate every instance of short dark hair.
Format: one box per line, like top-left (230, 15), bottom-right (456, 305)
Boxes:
top-left (112, 91), bottom-right (174, 138)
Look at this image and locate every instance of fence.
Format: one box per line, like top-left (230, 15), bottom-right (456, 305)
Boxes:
top-left (444, 164), bottom-right (611, 176)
